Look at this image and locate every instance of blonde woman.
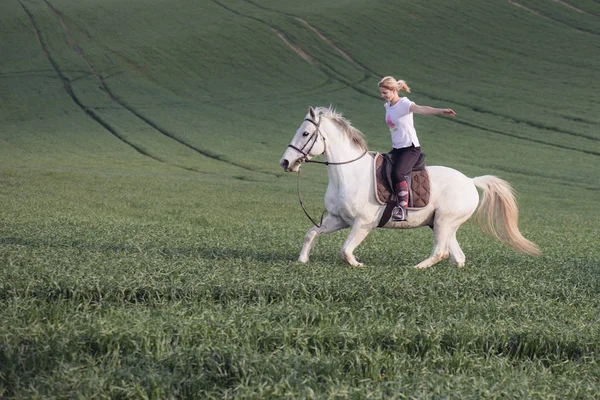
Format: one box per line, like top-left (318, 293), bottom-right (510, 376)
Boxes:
top-left (378, 76), bottom-right (456, 221)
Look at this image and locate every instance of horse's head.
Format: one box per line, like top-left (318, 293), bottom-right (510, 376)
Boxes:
top-left (279, 107), bottom-right (326, 172)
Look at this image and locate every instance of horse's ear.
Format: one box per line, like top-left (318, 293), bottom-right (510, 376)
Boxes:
top-left (309, 106), bottom-right (316, 120)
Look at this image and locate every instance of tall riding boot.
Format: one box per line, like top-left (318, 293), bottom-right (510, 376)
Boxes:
top-left (392, 181), bottom-right (409, 222)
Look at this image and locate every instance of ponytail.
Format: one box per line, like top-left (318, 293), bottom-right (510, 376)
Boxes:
top-left (397, 79), bottom-right (411, 94)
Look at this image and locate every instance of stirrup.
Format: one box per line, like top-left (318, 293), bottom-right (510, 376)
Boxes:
top-left (391, 206), bottom-right (407, 222)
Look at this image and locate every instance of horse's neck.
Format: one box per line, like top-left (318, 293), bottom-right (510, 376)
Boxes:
top-left (323, 136), bottom-right (370, 186)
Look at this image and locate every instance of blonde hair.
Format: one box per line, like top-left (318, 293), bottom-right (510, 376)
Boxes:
top-left (378, 76), bottom-right (411, 93)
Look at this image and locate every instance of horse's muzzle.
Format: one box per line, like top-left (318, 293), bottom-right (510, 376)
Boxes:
top-left (280, 159), bottom-right (290, 171)
top-left (280, 158), bottom-right (301, 172)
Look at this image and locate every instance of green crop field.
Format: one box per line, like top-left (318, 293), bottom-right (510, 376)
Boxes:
top-left (1, 0), bottom-right (599, 398)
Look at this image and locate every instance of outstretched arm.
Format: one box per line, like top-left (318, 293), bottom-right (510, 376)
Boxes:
top-left (410, 103), bottom-right (456, 116)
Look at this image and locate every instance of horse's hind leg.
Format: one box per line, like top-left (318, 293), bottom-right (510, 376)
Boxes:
top-left (448, 230), bottom-right (466, 268)
top-left (414, 221), bottom-right (453, 269)
top-left (298, 214), bottom-right (348, 263)
top-left (415, 213), bottom-right (470, 269)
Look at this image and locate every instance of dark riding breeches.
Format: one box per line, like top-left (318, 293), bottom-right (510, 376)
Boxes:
top-left (389, 145), bottom-right (422, 186)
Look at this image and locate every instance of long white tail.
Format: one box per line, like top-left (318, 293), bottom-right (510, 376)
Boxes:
top-left (472, 175), bottom-right (541, 256)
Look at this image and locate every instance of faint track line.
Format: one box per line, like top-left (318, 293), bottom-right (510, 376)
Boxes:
top-left (18, 0), bottom-right (165, 164)
top-left (552, 0), bottom-right (597, 16)
top-left (423, 92), bottom-right (599, 142)
top-left (238, 0), bottom-right (381, 77)
top-left (269, 27), bottom-right (380, 100)
top-left (212, 0), bottom-right (378, 102)
top-left (508, 0), bottom-right (551, 20)
top-left (450, 118), bottom-right (600, 156)
top-left (43, 0), bottom-right (273, 176)
top-left (508, 0), bottom-right (598, 35)
top-left (464, 162), bottom-right (600, 191)
top-left (293, 17), bottom-right (371, 73)
top-left (271, 28), bottom-right (317, 65)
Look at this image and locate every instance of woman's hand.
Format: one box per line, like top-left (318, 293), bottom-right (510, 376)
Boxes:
top-left (441, 109), bottom-right (456, 116)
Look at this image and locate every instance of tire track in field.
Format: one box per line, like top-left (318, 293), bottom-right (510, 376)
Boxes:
top-left (552, 0), bottom-right (597, 17)
top-left (269, 27), bottom-right (376, 98)
top-left (420, 91), bottom-right (599, 143)
top-left (271, 29), bottom-right (317, 65)
top-left (241, 0), bottom-right (372, 74)
top-left (237, 0), bottom-right (384, 80)
top-left (508, 0), bottom-right (599, 36)
top-left (211, 0), bottom-right (378, 101)
top-left (508, 0), bottom-right (551, 20)
top-left (42, 0), bottom-right (272, 176)
top-left (451, 118), bottom-right (600, 156)
top-left (465, 162), bottom-right (600, 191)
top-left (18, 0), bottom-right (165, 164)
top-left (237, 0), bottom-right (381, 81)
top-left (294, 17), bottom-right (370, 73)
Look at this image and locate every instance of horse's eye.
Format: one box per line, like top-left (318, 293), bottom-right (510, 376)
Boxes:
top-left (302, 131), bottom-right (309, 137)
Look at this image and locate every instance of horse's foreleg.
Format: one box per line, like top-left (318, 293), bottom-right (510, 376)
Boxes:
top-left (341, 223), bottom-right (373, 267)
top-left (298, 215), bottom-right (348, 263)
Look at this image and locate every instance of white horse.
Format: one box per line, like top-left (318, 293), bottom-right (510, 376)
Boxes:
top-left (279, 106), bottom-right (540, 269)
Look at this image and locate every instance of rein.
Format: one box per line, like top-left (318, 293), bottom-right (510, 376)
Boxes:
top-left (296, 166), bottom-right (327, 228)
top-left (304, 151), bottom-right (368, 166)
top-left (289, 116), bottom-right (368, 228)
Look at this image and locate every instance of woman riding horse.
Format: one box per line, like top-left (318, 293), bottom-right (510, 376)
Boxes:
top-left (378, 76), bottom-right (456, 221)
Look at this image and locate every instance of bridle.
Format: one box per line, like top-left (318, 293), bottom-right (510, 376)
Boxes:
top-left (287, 117), bottom-right (368, 166)
top-left (287, 115), bottom-right (368, 227)
top-left (286, 118), bottom-right (322, 163)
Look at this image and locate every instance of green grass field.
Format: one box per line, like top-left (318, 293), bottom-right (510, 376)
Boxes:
top-left (1, 0), bottom-right (599, 398)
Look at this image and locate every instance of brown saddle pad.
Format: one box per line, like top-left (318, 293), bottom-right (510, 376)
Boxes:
top-left (373, 152), bottom-right (431, 209)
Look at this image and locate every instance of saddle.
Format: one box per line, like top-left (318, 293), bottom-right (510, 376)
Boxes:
top-left (373, 152), bottom-right (431, 227)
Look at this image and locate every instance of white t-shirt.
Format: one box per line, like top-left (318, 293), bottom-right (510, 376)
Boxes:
top-left (385, 97), bottom-right (420, 149)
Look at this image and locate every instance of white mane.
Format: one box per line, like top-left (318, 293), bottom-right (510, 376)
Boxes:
top-left (315, 106), bottom-right (368, 152)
